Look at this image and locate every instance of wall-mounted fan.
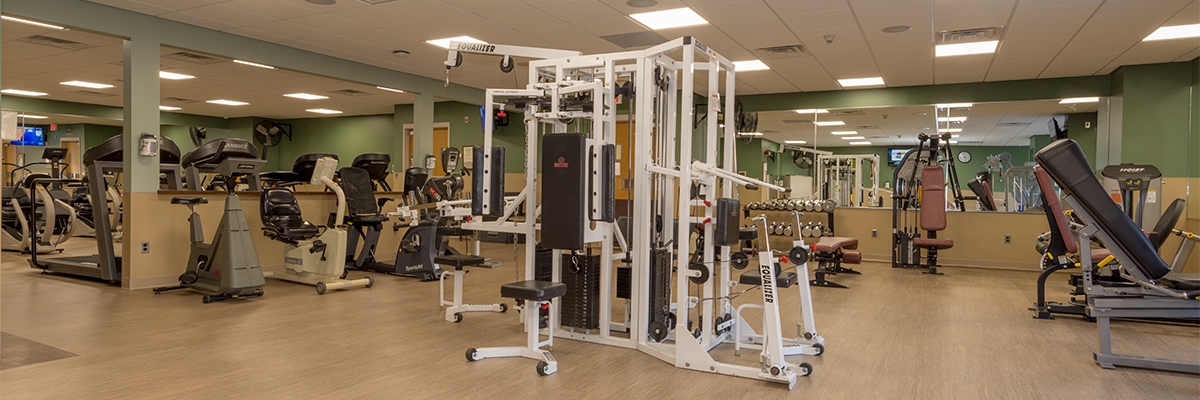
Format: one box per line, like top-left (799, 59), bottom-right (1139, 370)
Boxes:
top-left (792, 150), bottom-right (812, 169)
top-left (188, 126), bottom-right (207, 147)
top-left (253, 120), bottom-right (292, 160)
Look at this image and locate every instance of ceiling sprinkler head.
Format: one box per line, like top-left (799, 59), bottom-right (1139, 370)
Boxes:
top-left (824, 34), bottom-right (836, 44)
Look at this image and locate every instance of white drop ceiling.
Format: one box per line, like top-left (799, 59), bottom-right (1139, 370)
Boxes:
top-left (757, 99), bottom-right (1100, 148)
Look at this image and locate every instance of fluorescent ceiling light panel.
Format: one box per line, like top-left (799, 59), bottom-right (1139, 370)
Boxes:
top-left (937, 116), bottom-right (967, 122)
top-left (1059, 97), bottom-right (1099, 104)
top-left (159, 71), bottom-right (195, 80)
top-left (284, 93), bottom-right (328, 100)
top-left (736, 132), bottom-right (763, 136)
top-left (159, 106), bottom-right (182, 111)
top-left (2, 89), bottom-right (48, 96)
top-left (794, 109), bottom-right (829, 114)
top-left (949, 140), bottom-right (959, 144)
top-left (830, 131), bottom-right (857, 135)
top-left (784, 140), bottom-right (806, 144)
top-left (733, 60), bottom-right (769, 71)
top-left (306, 109), bottom-right (343, 114)
top-left (426, 35), bottom-right (485, 49)
top-left (1, 15), bottom-right (64, 30)
top-left (376, 86), bottom-right (405, 93)
top-left (842, 136), bottom-right (865, 140)
top-left (935, 40), bottom-right (999, 57)
top-left (938, 128), bottom-right (962, 133)
top-left (837, 77), bottom-right (885, 87)
top-left (936, 103), bottom-right (973, 108)
top-left (814, 121), bottom-right (845, 126)
top-left (61, 80), bottom-right (114, 89)
top-left (21, 115), bottom-right (48, 119)
top-left (849, 141), bottom-right (871, 145)
top-left (233, 60), bottom-right (275, 69)
top-left (629, 7), bottom-right (708, 30)
top-left (1144, 23), bottom-right (1200, 41)
top-left (207, 99), bottom-right (249, 106)
top-left (951, 134), bottom-right (960, 138)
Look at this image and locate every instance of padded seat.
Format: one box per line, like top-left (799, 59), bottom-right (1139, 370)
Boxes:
top-left (812, 237), bottom-right (858, 253)
top-left (352, 214), bottom-right (389, 224)
top-left (913, 237), bottom-right (953, 249)
top-left (435, 254), bottom-right (484, 270)
top-left (739, 269), bottom-right (799, 288)
top-left (1089, 248), bottom-right (1112, 263)
top-left (171, 196), bottom-right (208, 205)
top-left (739, 227), bottom-right (758, 240)
top-left (500, 280), bottom-right (567, 301)
top-left (842, 251), bottom-right (861, 264)
top-left (259, 188), bottom-right (320, 242)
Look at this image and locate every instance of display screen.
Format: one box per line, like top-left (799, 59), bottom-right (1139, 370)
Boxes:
top-left (12, 127), bottom-right (45, 146)
top-left (887, 148), bottom-right (911, 166)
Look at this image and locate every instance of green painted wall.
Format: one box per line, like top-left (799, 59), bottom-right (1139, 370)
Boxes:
top-left (1192, 57), bottom-right (1199, 177)
top-left (1066, 112), bottom-right (1098, 169)
top-left (1116, 62), bottom-right (1194, 177)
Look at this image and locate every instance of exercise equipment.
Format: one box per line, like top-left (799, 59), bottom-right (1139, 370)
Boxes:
top-left (438, 254), bottom-right (506, 322)
top-left (183, 139), bottom-right (262, 191)
top-left (153, 139), bottom-right (265, 303)
top-left (1100, 163), bottom-right (1162, 229)
top-left (260, 156), bottom-right (373, 295)
top-left (28, 135), bottom-right (182, 282)
top-left (809, 236), bottom-right (862, 288)
top-left (892, 133), bottom-right (961, 275)
top-left (351, 153), bottom-right (392, 191)
top-left (1035, 139), bottom-right (1198, 374)
top-left (815, 154), bottom-right (880, 207)
top-left (341, 167), bottom-right (446, 281)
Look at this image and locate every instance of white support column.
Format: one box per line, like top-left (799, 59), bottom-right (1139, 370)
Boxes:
top-left (122, 37), bottom-right (160, 194)
top-left (674, 44), bottom-right (695, 347)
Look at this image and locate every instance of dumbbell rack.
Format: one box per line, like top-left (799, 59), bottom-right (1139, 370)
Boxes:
top-left (742, 204), bottom-right (836, 252)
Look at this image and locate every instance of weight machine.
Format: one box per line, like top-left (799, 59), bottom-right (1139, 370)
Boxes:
top-left (448, 37), bottom-right (822, 388)
top-left (814, 154), bottom-right (879, 208)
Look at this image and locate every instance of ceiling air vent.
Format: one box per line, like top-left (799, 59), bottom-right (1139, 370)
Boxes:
top-left (330, 89), bottom-right (372, 97)
top-left (957, 140), bottom-right (983, 144)
top-left (751, 45), bottom-right (809, 59)
top-left (17, 35), bottom-right (95, 51)
top-left (936, 27), bottom-right (1003, 44)
top-left (162, 97), bottom-right (199, 103)
top-left (830, 110), bottom-right (865, 116)
top-left (71, 90), bottom-right (117, 97)
top-left (164, 51), bottom-right (223, 64)
top-left (782, 119), bottom-right (811, 124)
top-left (853, 125), bottom-right (879, 130)
top-left (997, 122), bottom-right (1031, 127)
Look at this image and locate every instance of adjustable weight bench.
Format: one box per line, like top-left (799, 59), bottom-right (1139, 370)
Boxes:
top-left (809, 236), bottom-right (862, 289)
top-left (466, 279), bottom-right (566, 376)
top-left (1036, 139), bottom-right (1199, 374)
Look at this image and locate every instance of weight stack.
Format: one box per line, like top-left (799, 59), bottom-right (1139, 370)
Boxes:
top-left (616, 265), bottom-right (631, 299)
top-left (533, 244), bottom-right (553, 282)
top-left (648, 247), bottom-right (673, 327)
top-left (533, 250), bottom-right (601, 330)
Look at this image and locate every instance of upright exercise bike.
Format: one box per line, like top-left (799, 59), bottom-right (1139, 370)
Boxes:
top-left (154, 139), bottom-right (266, 303)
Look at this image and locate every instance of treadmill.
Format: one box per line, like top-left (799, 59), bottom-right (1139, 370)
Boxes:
top-left (28, 135), bottom-right (183, 283)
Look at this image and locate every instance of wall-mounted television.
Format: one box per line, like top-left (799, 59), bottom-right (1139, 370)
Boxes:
top-left (887, 147), bottom-right (911, 166)
top-left (11, 126), bottom-right (45, 146)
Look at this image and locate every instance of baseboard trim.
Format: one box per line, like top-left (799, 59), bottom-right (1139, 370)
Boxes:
top-left (861, 254), bottom-right (1040, 272)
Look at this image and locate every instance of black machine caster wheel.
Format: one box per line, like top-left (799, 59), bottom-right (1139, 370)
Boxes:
top-left (536, 361), bottom-right (550, 376)
top-left (813, 343), bottom-right (824, 356)
top-left (365, 276), bottom-right (374, 288)
top-left (465, 348), bottom-right (478, 362)
top-left (422, 273), bottom-right (436, 282)
top-left (340, 270), bottom-right (349, 280)
top-left (316, 282), bottom-right (327, 295)
top-left (202, 295), bottom-right (215, 304)
top-left (648, 321), bottom-right (669, 342)
top-left (799, 362), bottom-right (813, 377)
top-left (769, 366), bottom-right (781, 376)
top-left (454, 312), bottom-right (464, 323)
top-left (499, 303), bottom-right (508, 313)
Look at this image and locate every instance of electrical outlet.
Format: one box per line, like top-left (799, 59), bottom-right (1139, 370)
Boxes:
top-left (464, 116), bottom-right (469, 123)
top-left (1004, 235), bottom-right (1011, 244)
top-left (872, 229), bottom-right (877, 238)
top-left (141, 241), bottom-right (150, 253)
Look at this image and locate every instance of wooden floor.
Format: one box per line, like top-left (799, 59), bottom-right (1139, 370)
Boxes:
top-left (2, 237), bottom-right (1198, 398)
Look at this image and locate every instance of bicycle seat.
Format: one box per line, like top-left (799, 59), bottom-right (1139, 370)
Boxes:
top-left (171, 197), bottom-right (209, 205)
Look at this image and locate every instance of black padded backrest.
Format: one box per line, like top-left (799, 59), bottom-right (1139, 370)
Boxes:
top-left (1151, 198), bottom-right (1185, 249)
top-left (2, 187), bottom-right (29, 206)
top-left (181, 138), bottom-right (257, 167)
top-left (403, 167), bottom-right (429, 193)
top-left (353, 153), bottom-right (391, 181)
top-left (293, 153), bottom-right (336, 182)
top-left (1035, 139), bottom-right (1171, 280)
top-left (260, 188), bottom-right (299, 220)
top-left (340, 167), bottom-right (379, 215)
top-left (966, 178), bottom-right (995, 211)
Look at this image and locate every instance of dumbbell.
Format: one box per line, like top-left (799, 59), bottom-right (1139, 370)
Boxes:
top-left (822, 200), bottom-right (836, 212)
top-left (767, 222), bottom-right (777, 235)
top-left (774, 223), bottom-right (785, 236)
top-left (801, 223), bottom-right (813, 238)
top-left (813, 222), bottom-right (825, 237)
top-left (803, 201), bottom-right (814, 212)
top-left (783, 223), bottom-right (794, 237)
top-left (786, 200), bottom-right (796, 211)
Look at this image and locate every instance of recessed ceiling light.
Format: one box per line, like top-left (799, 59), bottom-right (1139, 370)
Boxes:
top-left (815, 121), bottom-right (845, 126)
top-left (1, 15), bottom-right (64, 30)
top-left (629, 7), bottom-right (708, 30)
top-left (426, 35), bottom-right (485, 49)
top-left (830, 131), bottom-right (857, 135)
top-left (938, 128), bottom-right (962, 133)
top-left (794, 109), bottom-right (829, 114)
top-left (207, 99), bottom-right (249, 106)
top-left (935, 40), bottom-right (999, 57)
top-left (842, 136), bottom-right (865, 140)
top-left (159, 105), bottom-right (182, 111)
top-left (304, 0), bottom-right (336, 5)
top-left (1059, 97), bottom-right (1099, 104)
top-left (1144, 23), bottom-right (1200, 41)
top-left (935, 103), bottom-right (972, 108)
top-left (784, 140), bottom-right (806, 144)
top-left (837, 77), bottom-right (885, 87)
top-left (949, 140), bottom-right (959, 144)
top-left (376, 86), bottom-right (406, 93)
top-left (159, 71), bottom-right (195, 80)
top-left (733, 60), bottom-right (769, 71)
top-left (736, 132), bottom-right (763, 136)
top-left (61, 80), bottom-right (114, 89)
top-left (284, 93), bottom-right (329, 100)
top-left (21, 115), bottom-right (49, 119)
top-left (937, 116), bottom-right (967, 122)
top-left (849, 141), bottom-right (871, 145)
top-left (233, 59), bottom-right (275, 69)
top-left (626, 0), bottom-right (657, 7)
top-left (2, 89), bottom-right (48, 96)
top-left (882, 25), bottom-right (911, 34)
top-left (306, 108), bottom-right (343, 114)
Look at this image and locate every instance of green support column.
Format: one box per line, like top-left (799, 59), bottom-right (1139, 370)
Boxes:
top-left (394, 104), bottom-right (409, 170)
top-left (413, 92), bottom-right (435, 169)
top-left (122, 37), bottom-right (160, 192)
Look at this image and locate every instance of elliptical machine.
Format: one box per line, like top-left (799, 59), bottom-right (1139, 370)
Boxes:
top-left (154, 139), bottom-right (266, 303)
top-left (260, 156), bottom-right (373, 294)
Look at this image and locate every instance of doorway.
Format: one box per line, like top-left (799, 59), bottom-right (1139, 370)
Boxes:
top-left (60, 137), bottom-right (82, 178)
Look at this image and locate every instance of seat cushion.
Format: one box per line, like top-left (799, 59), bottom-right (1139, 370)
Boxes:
top-left (435, 254), bottom-right (485, 268)
top-left (353, 214), bottom-right (389, 224)
top-left (1161, 273), bottom-right (1200, 291)
top-left (739, 269), bottom-right (799, 288)
top-left (842, 251), bottom-right (861, 264)
top-left (812, 236), bottom-right (858, 253)
top-left (500, 280), bottom-right (566, 301)
top-left (912, 238), bottom-right (953, 249)
top-left (1089, 248), bottom-right (1112, 263)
